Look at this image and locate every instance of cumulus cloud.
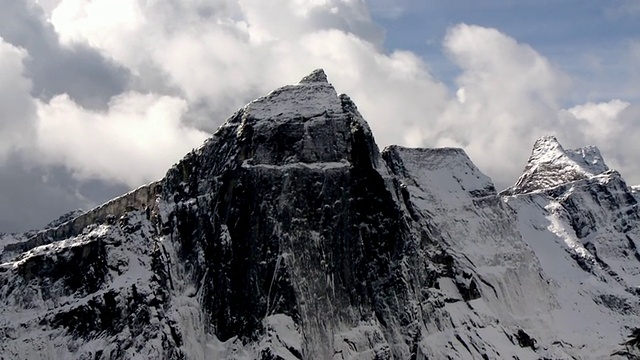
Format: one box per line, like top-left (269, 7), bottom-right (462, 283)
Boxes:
top-left (36, 92), bottom-right (209, 186)
top-left (49, 0), bottom-right (447, 146)
top-left (561, 101), bottom-right (640, 183)
top-left (565, 100), bottom-right (629, 144)
top-left (0, 34), bottom-right (130, 233)
top-left (421, 24), bottom-right (570, 186)
top-left (0, 0), bottom-right (130, 109)
top-left (0, 38), bottom-right (36, 161)
top-left (398, 24), bottom-right (640, 191)
top-left (388, 23), bottom-right (638, 190)
top-left (53, 3), bottom-right (616, 191)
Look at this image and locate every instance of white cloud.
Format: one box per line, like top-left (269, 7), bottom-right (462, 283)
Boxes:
top-left (3, 0), bottom-right (640, 232)
top-left (428, 24), bottom-right (640, 188)
top-left (36, 1), bottom-right (640, 191)
top-left (558, 100), bottom-right (640, 183)
top-left (565, 100), bottom-right (629, 143)
top-left (35, 0), bottom-right (63, 14)
top-left (0, 37), bottom-right (36, 161)
top-left (48, 0), bottom-right (447, 149)
top-left (424, 24), bottom-right (571, 186)
top-left (36, 92), bottom-right (209, 186)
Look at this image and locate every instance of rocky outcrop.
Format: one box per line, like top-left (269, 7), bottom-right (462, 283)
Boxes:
top-left (1, 182), bottom-right (160, 262)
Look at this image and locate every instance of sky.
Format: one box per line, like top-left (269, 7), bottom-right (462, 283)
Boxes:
top-left (1, 0), bottom-right (639, 233)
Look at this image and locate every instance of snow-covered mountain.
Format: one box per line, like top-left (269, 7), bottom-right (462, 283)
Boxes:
top-left (1, 70), bottom-right (639, 359)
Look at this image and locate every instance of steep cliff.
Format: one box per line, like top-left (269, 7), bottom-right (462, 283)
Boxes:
top-left (1, 70), bottom-right (639, 359)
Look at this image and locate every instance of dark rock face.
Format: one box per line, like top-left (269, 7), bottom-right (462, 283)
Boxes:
top-left (1, 70), bottom-right (639, 359)
top-left (155, 72), bottom-right (418, 358)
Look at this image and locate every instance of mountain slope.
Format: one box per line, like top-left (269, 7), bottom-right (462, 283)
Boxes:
top-left (503, 138), bottom-right (640, 359)
top-left (0, 70), bottom-right (639, 359)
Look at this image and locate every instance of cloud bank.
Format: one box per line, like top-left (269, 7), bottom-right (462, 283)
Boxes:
top-left (36, 93), bottom-right (209, 185)
top-left (0, 0), bottom-right (638, 231)
top-left (0, 38), bottom-right (35, 162)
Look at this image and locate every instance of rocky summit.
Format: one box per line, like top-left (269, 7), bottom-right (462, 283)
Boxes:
top-left (1, 70), bottom-right (639, 359)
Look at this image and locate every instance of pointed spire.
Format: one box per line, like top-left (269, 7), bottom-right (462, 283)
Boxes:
top-left (531, 135), bottom-right (562, 155)
top-left (241, 68), bottom-right (340, 123)
top-left (299, 69), bottom-right (328, 84)
top-left (503, 135), bottom-right (610, 195)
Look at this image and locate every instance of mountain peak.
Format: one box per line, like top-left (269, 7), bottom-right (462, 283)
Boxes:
top-left (504, 135), bottom-right (609, 195)
top-left (239, 69), bottom-right (341, 125)
top-left (530, 135), bottom-right (562, 156)
top-left (4, 73), bottom-right (640, 360)
top-left (299, 68), bottom-right (329, 84)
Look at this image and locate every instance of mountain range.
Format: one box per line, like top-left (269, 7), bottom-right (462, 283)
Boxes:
top-left (1, 70), bottom-right (639, 359)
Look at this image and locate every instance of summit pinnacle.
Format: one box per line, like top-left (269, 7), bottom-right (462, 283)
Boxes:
top-left (503, 135), bottom-right (610, 195)
top-left (298, 68), bottom-right (329, 84)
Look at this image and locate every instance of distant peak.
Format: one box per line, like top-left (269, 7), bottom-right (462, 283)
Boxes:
top-left (504, 135), bottom-right (610, 195)
top-left (299, 69), bottom-right (328, 84)
top-left (531, 135), bottom-right (607, 174)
